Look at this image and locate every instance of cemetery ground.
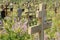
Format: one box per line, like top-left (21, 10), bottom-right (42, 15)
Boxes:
top-left (0, 0), bottom-right (60, 40)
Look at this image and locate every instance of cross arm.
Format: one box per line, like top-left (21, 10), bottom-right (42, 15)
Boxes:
top-left (28, 21), bottom-right (52, 34)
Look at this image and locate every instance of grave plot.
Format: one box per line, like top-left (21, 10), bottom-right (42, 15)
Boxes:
top-left (0, 0), bottom-right (53, 40)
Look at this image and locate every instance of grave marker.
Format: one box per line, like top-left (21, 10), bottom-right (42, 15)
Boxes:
top-left (28, 3), bottom-right (52, 40)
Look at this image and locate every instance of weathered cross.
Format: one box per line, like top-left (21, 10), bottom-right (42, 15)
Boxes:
top-left (28, 3), bottom-right (52, 40)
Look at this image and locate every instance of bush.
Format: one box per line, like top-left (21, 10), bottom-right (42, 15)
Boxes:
top-left (0, 17), bottom-right (31, 40)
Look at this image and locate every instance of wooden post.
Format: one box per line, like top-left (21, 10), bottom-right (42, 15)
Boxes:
top-left (40, 3), bottom-right (47, 40)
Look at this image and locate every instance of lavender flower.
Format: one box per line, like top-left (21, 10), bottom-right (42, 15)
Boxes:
top-left (12, 19), bottom-right (28, 33)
